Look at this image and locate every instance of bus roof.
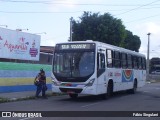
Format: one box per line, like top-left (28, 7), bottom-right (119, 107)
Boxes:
top-left (56, 40), bottom-right (145, 57)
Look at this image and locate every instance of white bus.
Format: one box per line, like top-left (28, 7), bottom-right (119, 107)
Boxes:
top-left (51, 40), bottom-right (146, 99)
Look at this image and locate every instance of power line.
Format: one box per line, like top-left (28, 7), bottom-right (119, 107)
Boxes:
top-left (114, 0), bottom-right (160, 16)
top-left (0, 1), bottom-right (160, 24)
top-left (1, 0), bottom-right (160, 16)
top-left (126, 14), bottom-right (160, 23)
top-left (1, 0), bottom-right (160, 7)
top-left (101, 6), bottom-right (160, 12)
top-left (1, 6), bottom-right (160, 14)
top-left (0, 0), bottom-right (52, 4)
top-left (0, 10), bottom-right (83, 13)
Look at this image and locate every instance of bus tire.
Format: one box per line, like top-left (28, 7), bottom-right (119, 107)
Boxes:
top-left (128, 80), bottom-right (137, 94)
top-left (102, 81), bottom-right (113, 99)
top-left (69, 94), bottom-right (78, 99)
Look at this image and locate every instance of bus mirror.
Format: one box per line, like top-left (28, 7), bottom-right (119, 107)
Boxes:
top-left (98, 49), bottom-right (105, 52)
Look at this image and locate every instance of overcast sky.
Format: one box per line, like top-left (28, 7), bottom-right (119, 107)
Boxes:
top-left (0, 0), bottom-right (160, 58)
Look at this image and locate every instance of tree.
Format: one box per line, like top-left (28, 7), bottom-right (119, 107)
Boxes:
top-left (123, 30), bottom-right (141, 52)
top-left (72, 11), bottom-right (126, 46)
top-left (72, 11), bottom-right (141, 52)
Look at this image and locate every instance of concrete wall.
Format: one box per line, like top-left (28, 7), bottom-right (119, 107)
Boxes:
top-left (0, 52), bottom-right (53, 65)
top-left (0, 62), bottom-right (52, 93)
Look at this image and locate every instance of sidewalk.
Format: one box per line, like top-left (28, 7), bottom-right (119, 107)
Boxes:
top-left (0, 90), bottom-right (53, 101)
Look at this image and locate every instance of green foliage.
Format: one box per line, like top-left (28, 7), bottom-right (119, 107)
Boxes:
top-left (72, 11), bottom-right (141, 52)
top-left (0, 97), bottom-right (9, 103)
top-left (124, 30), bottom-right (141, 52)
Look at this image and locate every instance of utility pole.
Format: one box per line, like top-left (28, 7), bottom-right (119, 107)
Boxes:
top-left (147, 33), bottom-right (151, 81)
top-left (70, 17), bottom-right (73, 42)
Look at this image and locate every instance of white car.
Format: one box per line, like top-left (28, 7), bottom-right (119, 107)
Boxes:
top-left (151, 70), bottom-right (160, 74)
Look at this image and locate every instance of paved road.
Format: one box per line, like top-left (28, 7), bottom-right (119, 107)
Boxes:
top-left (0, 82), bottom-right (160, 120)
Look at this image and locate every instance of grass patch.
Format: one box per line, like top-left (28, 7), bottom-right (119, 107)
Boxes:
top-left (0, 97), bottom-right (10, 103)
top-left (0, 92), bottom-right (65, 103)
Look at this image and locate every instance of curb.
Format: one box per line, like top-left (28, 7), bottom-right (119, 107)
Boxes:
top-left (146, 80), bottom-right (160, 83)
top-left (0, 93), bottom-right (64, 103)
top-left (0, 96), bottom-right (37, 103)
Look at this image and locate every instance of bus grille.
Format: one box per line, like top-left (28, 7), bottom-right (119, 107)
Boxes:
top-left (59, 88), bottom-right (82, 93)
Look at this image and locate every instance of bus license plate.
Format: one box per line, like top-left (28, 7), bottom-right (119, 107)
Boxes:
top-left (67, 91), bottom-right (75, 94)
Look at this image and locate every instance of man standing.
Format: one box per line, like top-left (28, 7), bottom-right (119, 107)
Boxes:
top-left (35, 69), bottom-right (47, 99)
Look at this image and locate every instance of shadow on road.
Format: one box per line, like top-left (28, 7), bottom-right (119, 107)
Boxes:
top-left (57, 91), bottom-right (138, 103)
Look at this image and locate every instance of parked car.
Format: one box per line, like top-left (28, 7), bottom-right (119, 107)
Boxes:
top-left (151, 70), bottom-right (160, 74)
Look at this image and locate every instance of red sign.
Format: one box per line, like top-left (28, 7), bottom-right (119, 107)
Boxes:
top-left (4, 40), bottom-right (27, 52)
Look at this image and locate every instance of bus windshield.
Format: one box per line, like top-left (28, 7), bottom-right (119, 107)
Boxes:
top-left (53, 51), bottom-right (95, 80)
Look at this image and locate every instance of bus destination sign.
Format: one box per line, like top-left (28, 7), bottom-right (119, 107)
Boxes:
top-left (56, 43), bottom-right (95, 50)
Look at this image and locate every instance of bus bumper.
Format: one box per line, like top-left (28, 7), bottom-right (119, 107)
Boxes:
top-left (51, 84), bottom-right (97, 95)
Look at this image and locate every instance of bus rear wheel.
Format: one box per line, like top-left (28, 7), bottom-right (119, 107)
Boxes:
top-left (128, 80), bottom-right (137, 94)
top-left (69, 93), bottom-right (78, 99)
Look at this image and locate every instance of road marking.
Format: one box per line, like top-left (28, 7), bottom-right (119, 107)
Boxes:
top-left (19, 117), bottom-right (34, 120)
top-left (143, 91), bottom-right (149, 93)
top-left (155, 88), bottom-right (160, 90)
top-left (81, 102), bottom-right (101, 108)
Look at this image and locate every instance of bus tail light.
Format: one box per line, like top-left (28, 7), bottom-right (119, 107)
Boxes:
top-left (86, 78), bottom-right (95, 87)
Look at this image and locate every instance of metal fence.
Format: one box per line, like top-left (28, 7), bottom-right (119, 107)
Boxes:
top-left (149, 74), bottom-right (160, 82)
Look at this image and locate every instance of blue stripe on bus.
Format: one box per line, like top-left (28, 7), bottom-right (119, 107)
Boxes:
top-left (0, 84), bottom-right (51, 93)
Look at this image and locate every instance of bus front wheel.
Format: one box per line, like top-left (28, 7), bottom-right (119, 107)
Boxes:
top-left (69, 93), bottom-right (78, 99)
top-left (102, 82), bottom-right (113, 99)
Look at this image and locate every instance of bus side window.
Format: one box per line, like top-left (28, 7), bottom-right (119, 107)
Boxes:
top-left (142, 57), bottom-right (146, 70)
top-left (121, 53), bottom-right (127, 69)
top-left (127, 54), bottom-right (132, 69)
top-left (114, 51), bottom-right (121, 68)
top-left (138, 57), bottom-right (142, 69)
top-left (133, 56), bottom-right (138, 69)
top-left (106, 49), bottom-right (113, 68)
top-left (97, 53), bottom-right (105, 77)
top-left (142, 57), bottom-right (144, 69)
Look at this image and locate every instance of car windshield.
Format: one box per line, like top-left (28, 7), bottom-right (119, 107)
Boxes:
top-left (53, 51), bottom-right (95, 78)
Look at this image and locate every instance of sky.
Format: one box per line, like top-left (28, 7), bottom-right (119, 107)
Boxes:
top-left (0, 0), bottom-right (160, 58)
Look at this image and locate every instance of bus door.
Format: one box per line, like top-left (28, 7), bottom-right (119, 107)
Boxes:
top-left (96, 48), bottom-right (107, 94)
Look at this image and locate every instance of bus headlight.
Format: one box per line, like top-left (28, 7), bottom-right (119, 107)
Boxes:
top-left (52, 80), bottom-right (59, 86)
top-left (86, 78), bottom-right (95, 87)
top-left (51, 77), bottom-right (59, 86)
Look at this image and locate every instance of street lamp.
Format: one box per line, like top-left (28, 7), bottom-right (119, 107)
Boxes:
top-left (0, 25), bottom-right (7, 28)
top-left (16, 28), bottom-right (29, 31)
top-left (147, 33), bottom-right (151, 81)
top-left (70, 17), bottom-right (73, 42)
